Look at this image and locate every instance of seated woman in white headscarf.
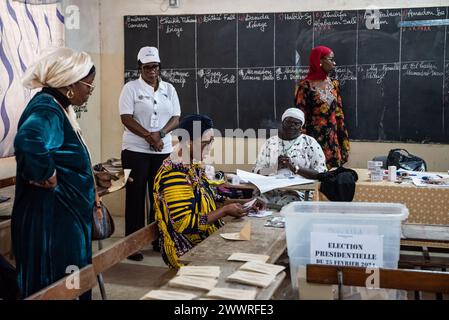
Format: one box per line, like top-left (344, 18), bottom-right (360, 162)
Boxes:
top-left (253, 108), bottom-right (327, 203)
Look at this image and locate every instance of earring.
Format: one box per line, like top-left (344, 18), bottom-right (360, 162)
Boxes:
top-left (320, 63), bottom-right (322, 67)
top-left (66, 89), bottom-right (74, 99)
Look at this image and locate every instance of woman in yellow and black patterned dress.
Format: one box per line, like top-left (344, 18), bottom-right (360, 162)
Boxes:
top-left (153, 114), bottom-right (264, 268)
top-left (295, 46), bottom-right (350, 169)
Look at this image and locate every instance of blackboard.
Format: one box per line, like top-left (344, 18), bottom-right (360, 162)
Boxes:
top-left (124, 7), bottom-right (449, 143)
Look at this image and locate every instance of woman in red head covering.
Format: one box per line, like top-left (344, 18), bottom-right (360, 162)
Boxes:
top-left (295, 46), bottom-right (350, 169)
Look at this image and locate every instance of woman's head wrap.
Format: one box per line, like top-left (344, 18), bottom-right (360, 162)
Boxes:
top-left (281, 108), bottom-right (305, 126)
top-left (178, 114), bottom-right (213, 142)
top-left (22, 47), bottom-right (94, 89)
top-left (305, 45), bottom-right (333, 81)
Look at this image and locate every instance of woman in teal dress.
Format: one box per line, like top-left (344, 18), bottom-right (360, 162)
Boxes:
top-left (12, 48), bottom-right (96, 299)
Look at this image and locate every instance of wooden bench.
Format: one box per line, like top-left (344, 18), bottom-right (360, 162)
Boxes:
top-left (306, 264), bottom-right (449, 300)
top-left (26, 222), bottom-right (159, 300)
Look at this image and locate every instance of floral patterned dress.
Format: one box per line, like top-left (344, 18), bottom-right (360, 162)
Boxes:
top-left (295, 77), bottom-right (350, 169)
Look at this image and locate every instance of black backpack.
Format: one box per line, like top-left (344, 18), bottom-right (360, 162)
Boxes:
top-left (317, 167), bottom-right (359, 202)
top-left (386, 149), bottom-right (427, 172)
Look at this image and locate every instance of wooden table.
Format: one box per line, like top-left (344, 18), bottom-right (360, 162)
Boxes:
top-left (353, 169), bottom-right (449, 225)
top-left (151, 214), bottom-right (287, 300)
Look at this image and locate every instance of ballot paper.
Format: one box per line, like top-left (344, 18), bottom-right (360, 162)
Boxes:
top-left (206, 287), bottom-right (257, 300)
top-left (177, 266), bottom-right (221, 279)
top-left (227, 252), bottom-right (270, 263)
top-left (239, 261), bottom-right (285, 276)
top-left (220, 222), bottom-right (251, 241)
top-left (247, 210), bottom-right (273, 218)
top-left (227, 270), bottom-right (276, 288)
top-left (236, 169), bottom-right (314, 194)
top-left (243, 198), bottom-right (257, 209)
top-left (168, 275), bottom-right (218, 291)
top-left (141, 289), bottom-right (197, 300)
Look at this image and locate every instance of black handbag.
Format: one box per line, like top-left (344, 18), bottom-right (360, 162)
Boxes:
top-left (386, 149), bottom-right (427, 172)
top-left (92, 196), bottom-right (115, 241)
top-left (317, 167), bottom-right (359, 202)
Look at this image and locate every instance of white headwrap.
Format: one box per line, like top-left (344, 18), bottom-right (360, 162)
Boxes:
top-left (281, 108), bottom-right (305, 125)
top-left (22, 47), bottom-right (94, 89)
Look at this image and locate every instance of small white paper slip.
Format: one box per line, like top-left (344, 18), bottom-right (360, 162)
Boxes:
top-left (227, 252), bottom-right (270, 263)
top-left (243, 198), bottom-right (257, 209)
top-left (239, 261), bottom-right (285, 276)
top-left (220, 222), bottom-right (251, 241)
top-left (168, 275), bottom-right (218, 291)
top-left (227, 270), bottom-right (275, 288)
top-left (140, 289), bottom-right (197, 300)
top-left (207, 287), bottom-right (257, 300)
top-left (247, 210), bottom-right (273, 218)
top-left (177, 266), bottom-right (221, 279)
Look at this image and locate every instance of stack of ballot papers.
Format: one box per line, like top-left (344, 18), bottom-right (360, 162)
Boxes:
top-left (168, 266), bottom-right (221, 291)
top-left (227, 270), bottom-right (276, 288)
top-left (168, 275), bottom-right (218, 291)
top-left (206, 287), bottom-right (257, 300)
top-left (239, 261), bottom-right (285, 276)
top-left (177, 266), bottom-right (221, 278)
top-left (227, 252), bottom-right (270, 263)
top-left (141, 289), bottom-right (198, 300)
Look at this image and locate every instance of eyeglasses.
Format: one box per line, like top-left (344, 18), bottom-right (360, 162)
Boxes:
top-left (283, 119), bottom-right (302, 128)
top-left (142, 64), bottom-right (160, 71)
top-left (323, 56), bottom-right (335, 63)
top-left (79, 80), bottom-right (95, 93)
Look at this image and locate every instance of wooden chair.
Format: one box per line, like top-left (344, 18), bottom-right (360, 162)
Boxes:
top-left (306, 264), bottom-right (449, 300)
top-left (26, 222), bottom-right (159, 300)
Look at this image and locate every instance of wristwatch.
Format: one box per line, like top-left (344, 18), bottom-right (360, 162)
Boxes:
top-left (159, 129), bottom-right (166, 138)
top-left (294, 165), bottom-right (300, 175)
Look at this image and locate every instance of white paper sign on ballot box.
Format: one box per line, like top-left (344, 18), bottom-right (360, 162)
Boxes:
top-left (310, 232), bottom-right (384, 267)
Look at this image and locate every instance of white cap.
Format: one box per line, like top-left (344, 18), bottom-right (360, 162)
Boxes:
top-left (137, 46), bottom-right (160, 64)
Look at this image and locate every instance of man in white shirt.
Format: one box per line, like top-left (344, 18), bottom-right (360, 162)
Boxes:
top-left (119, 46), bottom-right (181, 260)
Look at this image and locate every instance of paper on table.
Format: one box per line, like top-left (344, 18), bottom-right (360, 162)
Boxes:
top-left (248, 210), bottom-right (273, 218)
top-left (107, 169), bottom-right (131, 193)
top-left (168, 275), bottom-right (218, 291)
top-left (227, 270), bottom-right (276, 288)
top-left (220, 222), bottom-right (251, 241)
top-left (411, 176), bottom-right (449, 188)
top-left (236, 169), bottom-right (314, 194)
top-left (207, 287), bottom-right (257, 300)
top-left (227, 252), bottom-right (270, 263)
top-left (239, 261), bottom-right (285, 276)
top-left (141, 289), bottom-right (197, 300)
top-left (177, 266), bottom-right (221, 278)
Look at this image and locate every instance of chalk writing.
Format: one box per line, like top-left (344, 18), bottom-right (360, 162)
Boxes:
top-left (314, 11), bottom-right (357, 30)
top-left (161, 70), bottom-right (190, 88)
top-left (404, 7), bottom-right (446, 18)
top-left (275, 67), bottom-right (307, 81)
top-left (277, 12), bottom-right (312, 25)
top-left (358, 63), bottom-right (400, 84)
top-left (240, 14), bottom-right (271, 32)
top-left (335, 67), bottom-right (357, 85)
top-left (197, 69), bottom-right (236, 88)
top-left (402, 61), bottom-right (443, 77)
top-left (239, 68), bottom-right (274, 81)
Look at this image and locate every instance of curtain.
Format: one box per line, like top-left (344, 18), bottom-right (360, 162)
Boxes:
top-left (0, 0), bottom-right (65, 157)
